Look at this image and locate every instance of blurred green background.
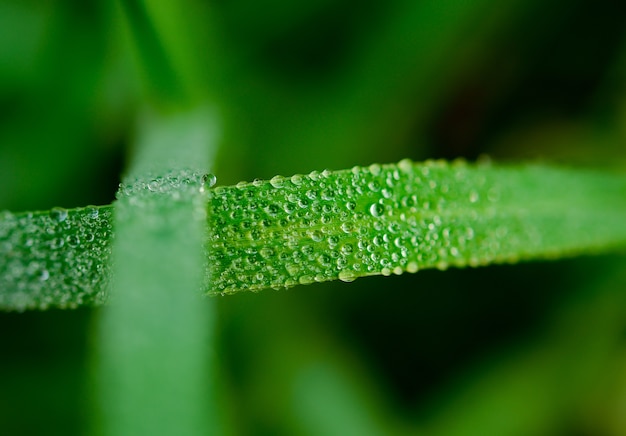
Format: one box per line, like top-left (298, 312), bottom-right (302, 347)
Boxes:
top-left (1, 0), bottom-right (626, 434)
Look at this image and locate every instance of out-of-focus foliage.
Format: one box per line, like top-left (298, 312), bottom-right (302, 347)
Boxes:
top-left (1, 0), bottom-right (625, 434)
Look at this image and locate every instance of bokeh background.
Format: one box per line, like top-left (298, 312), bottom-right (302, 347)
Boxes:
top-left (1, 0), bottom-right (626, 434)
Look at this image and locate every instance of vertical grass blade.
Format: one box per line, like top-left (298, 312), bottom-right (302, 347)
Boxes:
top-left (93, 108), bottom-right (219, 435)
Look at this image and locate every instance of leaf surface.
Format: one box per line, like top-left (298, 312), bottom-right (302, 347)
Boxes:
top-left (2, 159), bottom-right (625, 310)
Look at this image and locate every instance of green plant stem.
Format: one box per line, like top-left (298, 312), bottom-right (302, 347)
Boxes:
top-left (92, 108), bottom-right (220, 435)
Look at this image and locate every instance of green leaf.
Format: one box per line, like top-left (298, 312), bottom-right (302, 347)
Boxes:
top-left (92, 108), bottom-right (220, 435)
top-left (206, 159), bottom-right (626, 293)
top-left (0, 206), bottom-right (112, 311)
top-left (2, 159), bottom-right (626, 311)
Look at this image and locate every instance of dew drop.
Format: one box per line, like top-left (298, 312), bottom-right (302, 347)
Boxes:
top-left (299, 275), bottom-right (314, 285)
top-left (50, 208), bottom-right (68, 222)
top-left (321, 188), bottom-right (335, 201)
top-left (340, 243), bottom-right (354, 255)
top-left (202, 173), bottom-right (217, 189)
top-left (291, 174), bottom-right (304, 186)
top-left (488, 188), bottom-right (500, 202)
top-left (368, 181), bottom-right (381, 192)
top-left (309, 230), bottom-right (323, 242)
top-left (341, 223), bottom-right (354, 233)
top-left (368, 163), bottom-right (382, 176)
top-left (338, 270), bottom-right (357, 283)
top-left (369, 203), bottom-right (385, 218)
top-left (50, 237), bottom-right (64, 249)
top-left (66, 235), bottom-right (80, 248)
top-left (436, 261), bottom-right (449, 271)
top-left (398, 158), bottom-right (413, 173)
top-left (317, 254), bottom-right (331, 266)
top-left (260, 247), bottom-right (275, 259)
top-left (85, 206), bottom-right (99, 219)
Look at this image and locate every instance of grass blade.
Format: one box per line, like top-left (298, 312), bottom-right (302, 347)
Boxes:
top-left (0, 206), bottom-right (112, 311)
top-left (93, 108), bottom-right (220, 435)
top-left (206, 159), bottom-right (626, 293)
top-left (2, 159), bottom-right (625, 311)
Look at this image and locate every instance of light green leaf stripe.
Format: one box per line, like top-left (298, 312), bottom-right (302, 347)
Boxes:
top-left (206, 159), bottom-right (626, 293)
top-left (2, 159), bottom-right (626, 311)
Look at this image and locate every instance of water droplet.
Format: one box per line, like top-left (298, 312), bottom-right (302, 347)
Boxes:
top-left (299, 275), bottom-right (314, 285)
top-left (202, 173), bottom-right (217, 189)
top-left (317, 254), bottom-right (331, 266)
top-left (50, 208), bottom-right (68, 222)
top-left (291, 174), bottom-right (304, 186)
top-left (398, 158), bottom-right (413, 173)
top-left (85, 206), bottom-right (99, 219)
top-left (50, 237), bottom-right (64, 249)
top-left (321, 188), bottom-right (334, 201)
top-left (406, 262), bottom-right (419, 273)
top-left (147, 179), bottom-right (160, 191)
top-left (265, 204), bottom-right (280, 216)
top-left (488, 188), bottom-right (500, 202)
top-left (368, 181), bottom-right (381, 192)
top-left (309, 230), bottom-right (323, 242)
top-left (66, 235), bottom-right (80, 248)
top-left (341, 223), bottom-right (354, 233)
top-left (338, 270), bottom-right (357, 283)
top-left (369, 203), bottom-right (384, 218)
top-left (340, 243), bottom-right (354, 255)
top-left (368, 163), bottom-right (382, 176)
top-left (436, 261), bottom-right (449, 271)
top-left (260, 247), bottom-right (275, 259)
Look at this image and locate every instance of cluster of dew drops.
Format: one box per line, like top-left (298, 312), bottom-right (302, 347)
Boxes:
top-left (205, 158), bottom-right (498, 294)
top-left (0, 205), bottom-right (113, 311)
top-left (117, 169), bottom-right (217, 203)
top-left (0, 159), bottom-right (513, 308)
